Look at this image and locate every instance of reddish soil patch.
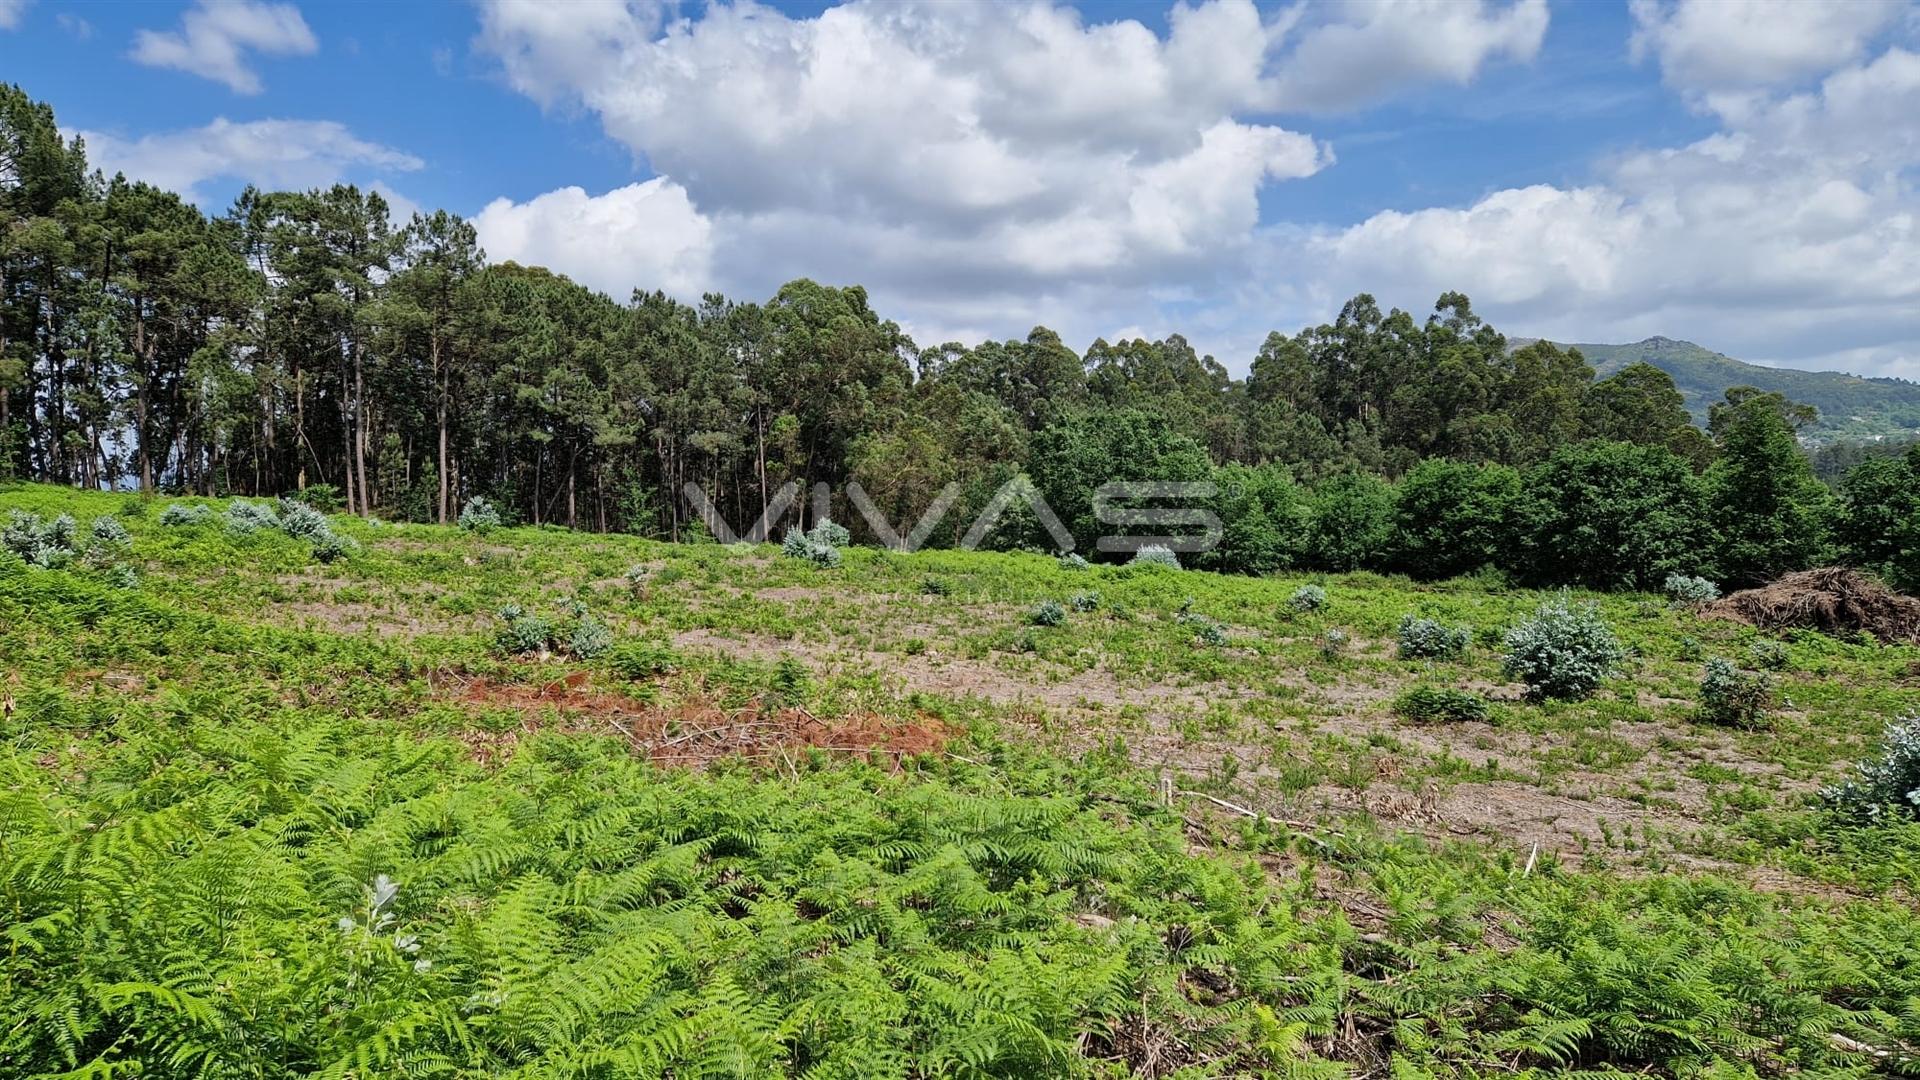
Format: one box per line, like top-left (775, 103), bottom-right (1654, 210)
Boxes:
top-left (446, 670), bottom-right (954, 768)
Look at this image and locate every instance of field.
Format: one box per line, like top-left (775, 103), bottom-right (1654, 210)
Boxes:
top-left (5, 482), bottom-right (1920, 1078)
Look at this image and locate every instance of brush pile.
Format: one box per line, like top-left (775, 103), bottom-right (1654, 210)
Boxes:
top-left (1706, 567), bottom-right (1920, 644)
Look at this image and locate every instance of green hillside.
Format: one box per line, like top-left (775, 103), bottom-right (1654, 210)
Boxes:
top-left (1562, 336), bottom-right (1920, 442)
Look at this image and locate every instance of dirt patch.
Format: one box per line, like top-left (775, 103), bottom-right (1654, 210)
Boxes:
top-left (446, 670), bottom-right (954, 768)
top-left (1706, 567), bottom-right (1920, 644)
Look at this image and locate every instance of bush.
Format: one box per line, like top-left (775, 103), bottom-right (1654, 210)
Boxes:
top-left (608, 640), bottom-right (681, 678)
top-left (1697, 658), bottom-right (1774, 728)
top-left (1397, 615), bottom-right (1470, 660)
top-left (3, 510), bottom-right (80, 568)
top-left (159, 502), bottom-right (212, 526)
top-left (920, 576), bottom-right (953, 596)
top-left (1394, 686), bottom-right (1490, 724)
top-left (1057, 552), bottom-right (1089, 571)
top-left (1068, 590), bottom-right (1100, 613)
top-left (1747, 639), bottom-right (1790, 671)
top-left (1390, 458), bottom-right (1520, 580)
top-left (289, 483), bottom-right (344, 513)
top-left (1823, 715), bottom-right (1920, 821)
top-left (568, 613), bottom-right (614, 659)
top-left (1027, 600), bottom-right (1066, 627)
top-left (459, 496), bottom-right (502, 533)
top-left (1305, 472), bottom-right (1395, 572)
top-left (224, 500), bottom-right (279, 536)
top-left (808, 518), bottom-right (851, 548)
top-left (106, 564), bottom-right (139, 590)
top-left (1130, 545), bottom-right (1181, 569)
top-left (782, 525), bottom-right (842, 568)
top-left (1186, 615), bottom-right (1228, 647)
top-left (1318, 628), bottom-right (1348, 660)
top-left (90, 515), bottom-right (130, 547)
top-left (494, 605), bottom-right (554, 656)
top-left (1513, 441), bottom-right (1711, 590)
top-left (1286, 584), bottom-right (1326, 613)
top-left (276, 499), bottom-right (333, 542)
top-left (1501, 594), bottom-right (1624, 701)
top-left (310, 530), bottom-right (359, 563)
top-left (1664, 573), bottom-right (1721, 604)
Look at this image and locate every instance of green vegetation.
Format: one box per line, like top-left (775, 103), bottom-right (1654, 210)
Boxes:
top-left (7, 482), bottom-right (1919, 1076)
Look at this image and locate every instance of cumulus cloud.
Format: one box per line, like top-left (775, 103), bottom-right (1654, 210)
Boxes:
top-left (1302, 43), bottom-right (1920, 375)
top-left (0, 0), bottom-right (29, 31)
top-left (471, 0), bottom-right (1554, 342)
top-left (1628, 0), bottom-right (1906, 92)
top-left (79, 118), bottom-right (422, 205)
top-left (130, 0), bottom-right (318, 94)
top-left (472, 179), bottom-right (714, 300)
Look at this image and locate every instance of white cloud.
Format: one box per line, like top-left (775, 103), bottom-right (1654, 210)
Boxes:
top-left (79, 118), bottom-right (422, 205)
top-left (472, 179), bottom-right (714, 300)
top-left (470, 0), bottom-right (1552, 340)
top-left (130, 0), bottom-right (318, 94)
top-left (1298, 44), bottom-right (1920, 377)
top-left (1629, 0), bottom-right (1907, 92)
top-left (0, 0), bottom-right (28, 30)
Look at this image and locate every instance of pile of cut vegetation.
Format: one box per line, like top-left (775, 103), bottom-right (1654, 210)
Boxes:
top-left (1707, 567), bottom-right (1920, 644)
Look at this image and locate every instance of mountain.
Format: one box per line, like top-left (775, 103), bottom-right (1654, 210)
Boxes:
top-left (1554, 336), bottom-right (1920, 443)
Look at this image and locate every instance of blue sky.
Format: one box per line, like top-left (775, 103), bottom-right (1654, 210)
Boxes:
top-left (2, 0), bottom-right (1917, 378)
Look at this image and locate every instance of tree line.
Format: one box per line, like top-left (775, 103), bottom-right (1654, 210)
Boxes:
top-left (2, 84), bottom-right (1913, 591)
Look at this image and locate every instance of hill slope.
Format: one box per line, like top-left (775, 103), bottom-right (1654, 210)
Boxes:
top-left (1561, 336), bottom-right (1920, 442)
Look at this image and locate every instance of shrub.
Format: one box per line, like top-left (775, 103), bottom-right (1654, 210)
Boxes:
top-left (1397, 615), bottom-right (1470, 661)
top-left (608, 640), bottom-right (680, 678)
top-left (106, 564), bottom-right (139, 589)
top-left (568, 613), bottom-right (614, 659)
top-left (1185, 615), bottom-right (1227, 647)
top-left (1664, 573), bottom-right (1721, 604)
top-left (1027, 600), bottom-right (1066, 627)
top-left (1130, 545), bottom-right (1181, 569)
top-left (3, 511), bottom-right (80, 568)
top-left (1394, 686), bottom-right (1490, 724)
top-left (1501, 594), bottom-right (1624, 701)
top-left (276, 499), bottom-right (333, 542)
top-left (920, 576), bottom-right (953, 596)
top-left (90, 515), bottom-right (130, 547)
top-left (808, 518), bottom-right (851, 548)
top-left (159, 502), bottom-right (211, 526)
top-left (1747, 639), bottom-right (1790, 671)
top-left (1513, 441), bottom-right (1710, 590)
top-left (1068, 591), bottom-right (1100, 613)
top-left (1305, 472), bottom-right (1395, 572)
top-left (459, 496), bottom-right (502, 533)
top-left (289, 483), bottom-right (344, 513)
top-left (782, 526), bottom-right (841, 568)
top-left (224, 500), bottom-right (279, 536)
top-left (494, 605), bottom-right (554, 656)
top-left (1390, 458), bottom-right (1520, 580)
top-left (310, 530), bottom-right (359, 563)
top-left (1823, 715), bottom-right (1920, 821)
top-left (624, 565), bottom-right (648, 593)
top-left (1319, 628), bottom-right (1348, 660)
top-left (1287, 584), bottom-right (1326, 613)
top-left (1697, 658), bottom-right (1774, 728)
top-left (1057, 552), bottom-right (1089, 571)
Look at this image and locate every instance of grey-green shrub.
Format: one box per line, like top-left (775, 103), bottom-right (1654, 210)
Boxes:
top-left (1697, 658), bottom-right (1774, 728)
top-left (90, 515), bottom-right (130, 546)
top-left (159, 502), bottom-right (211, 526)
top-left (1287, 584), bottom-right (1326, 613)
top-left (276, 500), bottom-right (332, 542)
top-left (458, 496), bottom-right (502, 533)
top-left (1663, 573), bottom-right (1720, 604)
top-left (1823, 715), bottom-right (1920, 821)
top-left (1396, 615), bottom-right (1470, 660)
top-left (1747, 639), bottom-right (1790, 671)
top-left (1319, 628), bottom-right (1348, 659)
top-left (224, 500), bottom-right (279, 536)
top-left (494, 605), bottom-right (554, 655)
top-left (1130, 545), bottom-right (1181, 569)
top-left (1027, 600), bottom-right (1066, 627)
top-left (1057, 552), bottom-right (1089, 570)
top-left (568, 613), bottom-right (614, 659)
top-left (1068, 591), bottom-right (1100, 613)
top-left (808, 519), bottom-right (851, 548)
top-left (1501, 594), bottom-right (1624, 701)
top-left (4, 510), bottom-right (79, 568)
top-left (782, 525), bottom-right (842, 568)
top-left (1188, 617), bottom-right (1228, 647)
top-left (310, 530), bottom-right (359, 564)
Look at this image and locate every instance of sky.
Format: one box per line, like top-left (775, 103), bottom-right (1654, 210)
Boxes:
top-left (2, 0), bottom-right (1917, 379)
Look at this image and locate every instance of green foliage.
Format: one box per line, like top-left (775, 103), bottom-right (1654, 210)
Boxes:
top-left (1501, 593), bottom-right (1624, 701)
top-left (1304, 472), bottom-right (1393, 572)
top-left (608, 640), bottom-right (682, 679)
top-left (3, 509), bottom-right (79, 568)
top-left (1836, 450), bottom-right (1920, 592)
top-left (1067, 590), bottom-right (1100, 612)
top-left (89, 514), bottom-right (130, 547)
top-left (1056, 552), bottom-right (1089, 571)
top-left (1823, 715), bottom-right (1920, 821)
top-left (920, 576), bottom-right (953, 596)
top-left (494, 604), bottom-right (556, 655)
top-left (224, 499), bottom-right (280, 536)
top-left (809, 518), bottom-right (851, 548)
top-left (158, 502), bottom-right (212, 526)
top-left (568, 612), bottom-right (615, 659)
top-left (1286, 584), bottom-right (1325, 613)
top-left (1707, 392), bottom-right (1833, 586)
top-left (1390, 458), bottom-right (1519, 579)
top-left (1318, 627), bottom-right (1348, 659)
top-left (1396, 615), bottom-right (1470, 660)
top-left (289, 483), bottom-right (345, 512)
top-left (1513, 441), bottom-right (1710, 590)
top-left (275, 498), bottom-right (333, 542)
top-left (782, 527), bottom-right (843, 568)
top-left (1747, 639), bottom-right (1790, 671)
top-left (1697, 658), bottom-right (1774, 728)
top-left (1394, 686), bottom-right (1490, 723)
